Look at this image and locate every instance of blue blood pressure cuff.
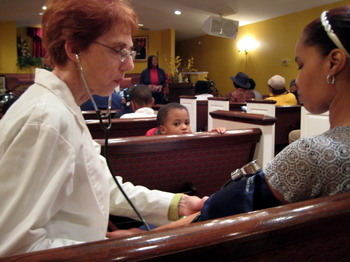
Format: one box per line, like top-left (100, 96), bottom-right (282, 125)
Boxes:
top-left (192, 169), bottom-right (281, 222)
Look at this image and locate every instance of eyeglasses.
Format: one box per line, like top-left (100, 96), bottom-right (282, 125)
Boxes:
top-left (93, 41), bottom-right (136, 62)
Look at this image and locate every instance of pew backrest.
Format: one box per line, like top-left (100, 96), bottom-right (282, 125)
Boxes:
top-left (197, 100), bottom-right (208, 131)
top-left (180, 96), bottom-right (197, 132)
top-left (96, 129), bottom-right (261, 197)
top-left (300, 106), bottom-right (330, 138)
top-left (207, 97), bottom-right (230, 131)
top-left (246, 99), bottom-right (276, 116)
top-left (82, 110), bottom-right (119, 120)
top-left (86, 117), bottom-right (156, 139)
top-left (213, 99), bottom-right (301, 150)
top-left (275, 105), bottom-right (301, 145)
top-left (210, 110), bottom-right (276, 168)
top-left (5, 191), bottom-right (350, 261)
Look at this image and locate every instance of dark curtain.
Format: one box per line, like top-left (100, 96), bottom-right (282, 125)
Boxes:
top-left (27, 28), bottom-right (46, 58)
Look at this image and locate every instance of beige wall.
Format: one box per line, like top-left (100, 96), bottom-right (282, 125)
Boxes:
top-left (176, 0), bottom-right (350, 97)
top-left (1, 1), bottom-right (349, 84)
top-left (0, 22), bottom-right (18, 73)
top-left (128, 28), bottom-right (175, 74)
top-left (0, 24), bottom-right (175, 75)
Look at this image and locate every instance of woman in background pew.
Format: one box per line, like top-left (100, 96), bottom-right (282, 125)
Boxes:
top-left (108, 4), bottom-right (350, 236)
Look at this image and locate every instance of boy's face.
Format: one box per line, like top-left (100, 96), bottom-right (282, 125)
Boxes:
top-left (159, 108), bottom-right (192, 135)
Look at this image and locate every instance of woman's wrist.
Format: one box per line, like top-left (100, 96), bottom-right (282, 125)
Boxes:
top-left (168, 193), bottom-right (184, 221)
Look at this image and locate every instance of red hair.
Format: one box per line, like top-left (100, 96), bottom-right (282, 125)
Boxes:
top-left (42, 0), bottom-right (138, 67)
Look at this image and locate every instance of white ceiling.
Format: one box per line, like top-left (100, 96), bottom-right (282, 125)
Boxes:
top-left (0, 0), bottom-right (341, 41)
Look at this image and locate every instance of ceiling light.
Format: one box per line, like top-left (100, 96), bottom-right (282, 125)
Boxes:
top-left (39, 12), bottom-right (44, 16)
top-left (174, 10), bottom-right (181, 15)
top-left (42, 6), bottom-right (47, 10)
top-left (138, 23), bottom-right (144, 27)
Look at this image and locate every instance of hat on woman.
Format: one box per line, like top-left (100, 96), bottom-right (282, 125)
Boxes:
top-left (230, 72), bottom-right (251, 89)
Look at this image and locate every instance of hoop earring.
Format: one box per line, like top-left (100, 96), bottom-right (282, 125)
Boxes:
top-left (327, 74), bottom-right (335, 85)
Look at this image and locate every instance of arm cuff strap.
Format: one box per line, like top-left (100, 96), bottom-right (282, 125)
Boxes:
top-left (168, 193), bottom-right (183, 221)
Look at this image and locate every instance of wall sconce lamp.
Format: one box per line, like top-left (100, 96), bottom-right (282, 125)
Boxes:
top-left (237, 36), bottom-right (260, 55)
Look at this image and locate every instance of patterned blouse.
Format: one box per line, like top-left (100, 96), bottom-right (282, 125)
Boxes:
top-left (264, 126), bottom-right (350, 203)
top-left (227, 88), bottom-right (255, 103)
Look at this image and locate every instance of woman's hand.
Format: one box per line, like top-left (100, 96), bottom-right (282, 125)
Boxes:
top-left (178, 194), bottom-right (208, 217)
top-left (149, 85), bottom-right (162, 93)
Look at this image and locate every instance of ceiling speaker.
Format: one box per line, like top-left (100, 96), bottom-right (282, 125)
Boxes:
top-left (202, 16), bottom-right (239, 39)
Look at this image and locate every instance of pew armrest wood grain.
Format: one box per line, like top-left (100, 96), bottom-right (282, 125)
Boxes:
top-left (5, 191), bottom-right (350, 261)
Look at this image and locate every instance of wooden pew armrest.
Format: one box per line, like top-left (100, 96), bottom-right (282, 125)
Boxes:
top-left (6, 191), bottom-right (350, 261)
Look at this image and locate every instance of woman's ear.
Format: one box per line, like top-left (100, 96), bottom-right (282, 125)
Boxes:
top-left (158, 125), bottom-right (167, 135)
top-left (65, 41), bottom-right (79, 62)
top-left (328, 49), bottom-right (347, 75)
top-left (130, 100), bottom-right (137, 111)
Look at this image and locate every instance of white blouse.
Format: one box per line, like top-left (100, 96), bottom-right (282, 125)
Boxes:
top-left (0, 69), bottom-right (174, 256)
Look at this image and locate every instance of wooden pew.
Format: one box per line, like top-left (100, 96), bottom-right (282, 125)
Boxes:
top-left (300, 106), bottom-right (330, 138)
top-left (180, 97), bottom-right (245, 132)
top-left (82, 110), bottom-right (120, 120)
top-left (275, 105), bottom-right (301, 148)
top-left (5, 191), bottom-right (350, 261)
top-left (196, 99), bottom-right (240, 132)
top-left (96, 129), bottom-right (261, 197)
top-left (246, 99), bottom-right (276, 116)
top-left (209, 99), bottom-right (300, 153)
top-left (179, 96), bottom-right (197, 132)
top-left (180, 96), bottom-right (233, 132)
top-left (86, 117), bottom-right (156, 139)
top-left (246, 100), bottom-right (301, 152)
top-left (207, 97), bottom-right (230, 131)
top-left (196, 100), bottom-right (208, 131)
top-left (210, 110), bottom-right (276, 168)
top-left (229, 101), bottom-right (246, 112)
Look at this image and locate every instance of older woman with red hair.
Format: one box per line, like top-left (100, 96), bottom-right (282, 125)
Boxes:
top-left (0, 0), bottom-right (206, 256)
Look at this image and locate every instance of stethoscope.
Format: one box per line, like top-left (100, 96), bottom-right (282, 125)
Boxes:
top-left (75, 53), bottom-right (151, 231)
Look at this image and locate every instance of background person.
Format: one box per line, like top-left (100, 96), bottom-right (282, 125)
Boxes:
top-left (226, 72), bottom-right (255, 103)
top-left (264, 75), bottom-right (298, 106)
top-left (248, 78), bottom-right (263, 99)
top-left (0, 0), bottom-right (206, 256)
top-left (140, 55), bottom-right (167, 104)
top-left (120, 84), bottom-right (156, 118)
top-left (194, 80), bottom-right (214, 100)
top-left (80, 91), bottom-right (123, 111)
top-left (289, 79), bottom-right (300, 104)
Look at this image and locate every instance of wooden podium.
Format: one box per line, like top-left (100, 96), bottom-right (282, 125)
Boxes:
top-left (167, 82), bottom-right (195, 103)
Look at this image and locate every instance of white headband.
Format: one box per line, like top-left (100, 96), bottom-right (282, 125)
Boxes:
top-left (320, 10), bottom-right (350, 57)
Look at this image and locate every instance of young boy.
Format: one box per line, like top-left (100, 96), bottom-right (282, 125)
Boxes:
top-left (145, 103), bottom-right (225, 135)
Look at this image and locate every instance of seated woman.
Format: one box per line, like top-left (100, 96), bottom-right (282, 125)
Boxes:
top-left (264, 75), bottom-right (298, 106)
top-left (107, 5), bottom-right (350, 236)
top-left (225, 72), bottom-right (255, 103)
